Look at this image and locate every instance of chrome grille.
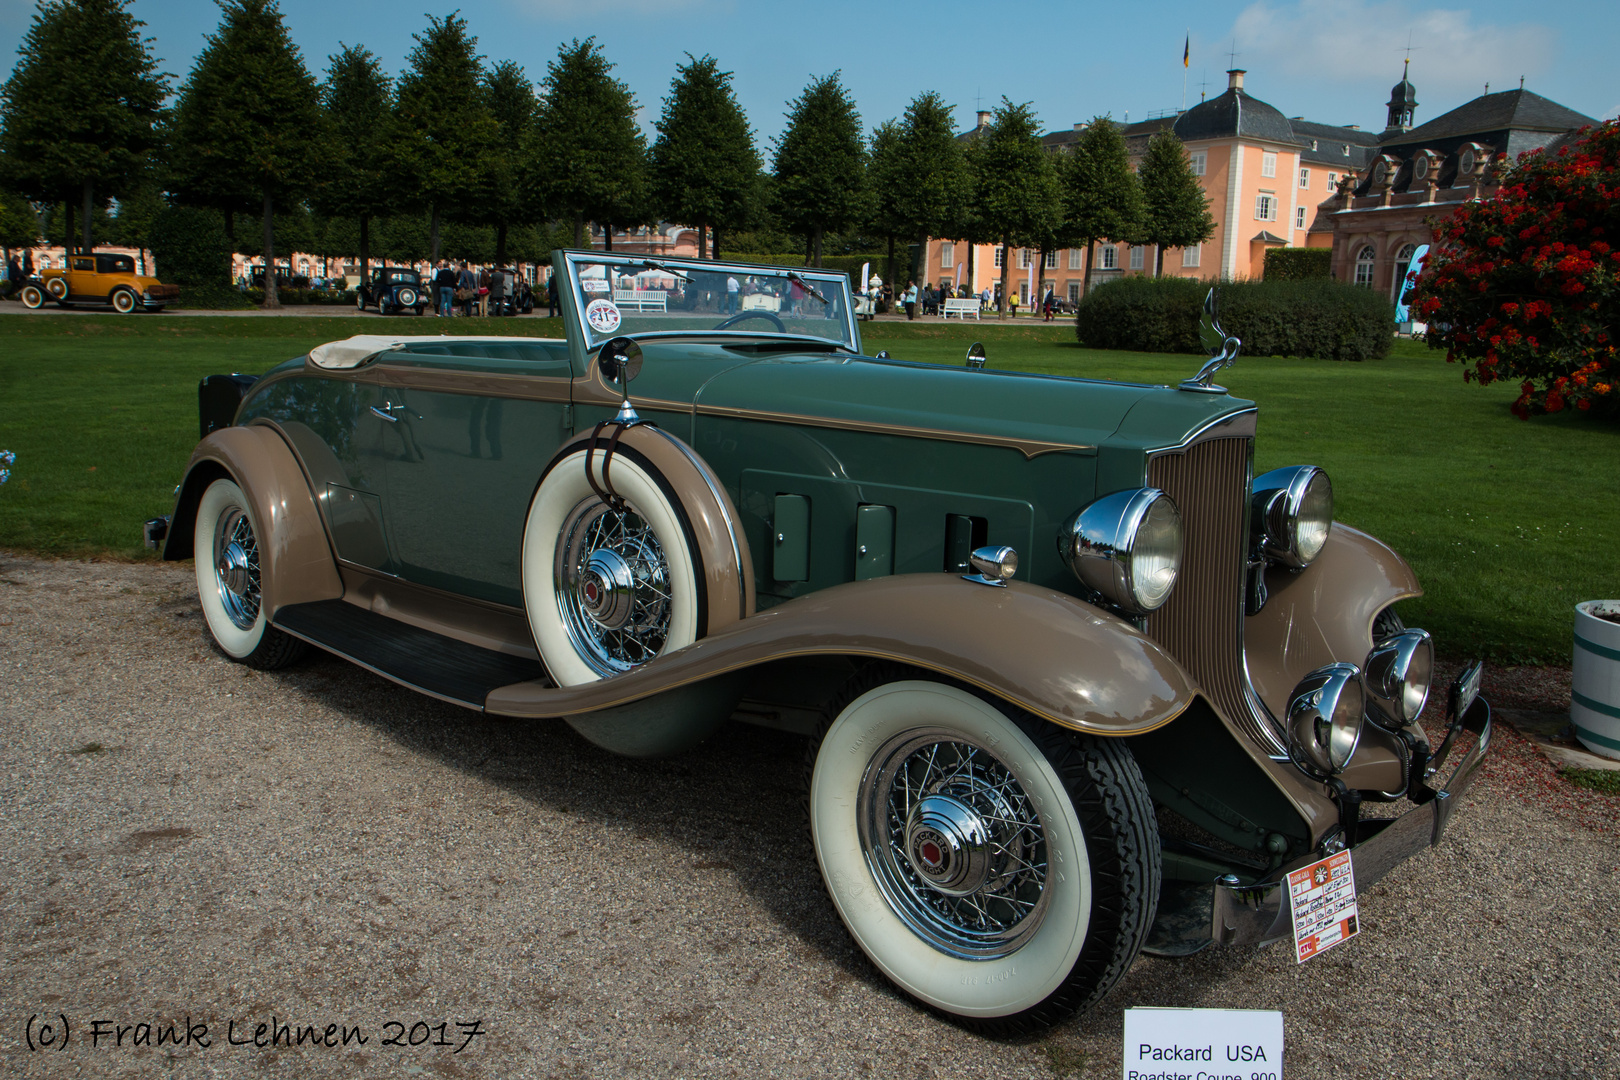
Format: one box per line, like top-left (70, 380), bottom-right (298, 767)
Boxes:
top-left (1145, 437), bottom-right (1283, 753)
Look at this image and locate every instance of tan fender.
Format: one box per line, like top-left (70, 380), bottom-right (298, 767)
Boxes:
top-left (1245, 524), bottom-right (1422, 720)
top-left (163, 422), bottom-right (343, 619)
top-left (487, 574), bottom-right (1196, 735)
top-left (541, 423), bottom-right (755, 632)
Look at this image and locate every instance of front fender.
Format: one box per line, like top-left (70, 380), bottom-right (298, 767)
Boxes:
top-left (487, 574), bottom-right (1195, 735)
top-left (162, 423), bottom-right (343, 619)
top-left (1245, 524), bottom-right (1421, 721)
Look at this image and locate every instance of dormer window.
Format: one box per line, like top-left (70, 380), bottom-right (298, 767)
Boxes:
top-left (1343, 144), bottom-right (1351, 157)
top-left (1311, 139), bottom-right (1318, 151)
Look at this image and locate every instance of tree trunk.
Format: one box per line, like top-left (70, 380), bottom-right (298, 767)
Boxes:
top-left (603, 224), bottom-right (613, 252)
top-left (998, 235), bottom-right (1011, 317)
top-left (966, 242), bottom-right (976, 297)
top-left (574, 215), bottom-right (585, 248)
top-left (712, 228), bottom-right (721, 260)
top-left (495, 222), bottom-right (508, 266)
top-left (886, 235), bottom-right (895, 287)
top-left (1082, 239), bottom-right (1096, 295)
top-left (262, 193), bottom-right (279, 309)
top-left (81, 180), bottom-right (93, 253)
top-left (1038, 244), bottom-right (1052, 309)
top-left (430, 206), bottom-right (441, 264)
top-left (1154, 244), bottom-right (1166, 277)
top-left (359, 215), bottom-right (370, 285)
top-left (697, 223), bottom-right (707, 261)
top-left (812, 227), bottom-right (823, 268)
top-left (64, 201), bottom-right (74, 254)
top-left (912, 233), bottom-right (927, 296)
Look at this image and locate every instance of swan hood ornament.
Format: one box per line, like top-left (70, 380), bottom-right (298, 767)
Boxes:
top-left (1181, 288), bottom-right (1241, 394)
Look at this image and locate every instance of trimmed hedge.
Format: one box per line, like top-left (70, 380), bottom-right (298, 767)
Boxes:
top-left (1263, 247), bottom-right (1332, 280)
top-left (243, 287), bottom-right (357, 306)
top-left (1074, 276), bottom-right (1395, 362)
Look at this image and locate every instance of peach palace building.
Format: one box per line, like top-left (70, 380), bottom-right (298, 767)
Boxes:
top-left (918, 68), bottom-right (1597, 310)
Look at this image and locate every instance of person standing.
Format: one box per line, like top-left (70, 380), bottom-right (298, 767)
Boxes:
top-left (1042, 287), bottom-right (1056, 322)
top-left (457, 261), bottom-right (477, 317)
top-left (726, 274), bottom-right (740, 314)
top-left (902, 280), bottom-right (918, 320)
top-left (434, 260), bottom-right (456, 316)
top-left (547, 271), bottom-right (559, 317)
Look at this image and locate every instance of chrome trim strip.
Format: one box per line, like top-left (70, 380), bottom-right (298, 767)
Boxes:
top-left (692, 402), bottom-right (1095, 460)
top-left (1147, 406), bottom-right (1258, 454)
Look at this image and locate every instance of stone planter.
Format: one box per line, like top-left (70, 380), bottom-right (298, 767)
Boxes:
top-left (1572, 601), bottom-right (1620, 761)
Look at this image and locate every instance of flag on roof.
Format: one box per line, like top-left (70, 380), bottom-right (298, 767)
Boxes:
top-left (1183, 35), bottom-right (1190, 68)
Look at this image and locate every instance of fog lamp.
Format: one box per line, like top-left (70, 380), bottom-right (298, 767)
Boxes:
top-left (1363, 629), bottom-right (1434, 730)
top-left (1286, 662), bottom-right (1366, 777)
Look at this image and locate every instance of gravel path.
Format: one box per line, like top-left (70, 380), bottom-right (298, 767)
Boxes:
top-left (2, 553), bottom-right (1616, 1079)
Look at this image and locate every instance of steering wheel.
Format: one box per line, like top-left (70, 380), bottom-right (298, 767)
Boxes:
top-left (712, 310), bottom-right (785, 332)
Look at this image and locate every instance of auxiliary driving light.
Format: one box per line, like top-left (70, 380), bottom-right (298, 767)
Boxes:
top-left (1285, 662), bottom-right (1366, 777)
top-left (1363, 629), bottom-right (1434, 730)
top-left (1252, 466), bottom-right (1333, 569)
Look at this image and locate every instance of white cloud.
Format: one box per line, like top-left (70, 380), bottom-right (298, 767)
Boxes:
top-left (1229, 0), bottom-right (1555, 101)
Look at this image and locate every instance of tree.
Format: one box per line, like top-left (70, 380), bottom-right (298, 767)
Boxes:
top-left (482, 60), bottom-right (538, 266)
top-left (531, 38), bottom-right (649, 249)
top-left (967, 98), bottom-right (1062, 316)
top-left (1411, 121), bottom-right (1620, 421)
top-left (869, 92), bottom-right (966, 289)
top-left (1061, 117), bottom-right (1144, 295)
top-left (1138, 130), bottom-right (1215, 276)
top-left (394, 14), bottom-right (497, 264)
top-left (108, 173), bottom-right (164, 274)
top-left (772, 73), bottom-right (864, 267)
top-left (0, 189), bottom-right (40, 267)
top-left (0, 0), bottom-right (167, 254)
top-left (167, 0), bottom-right (322, 307)
top-left (313, 44), bottom-right (397, 284)
top-left (651, 54), bottom-right (759, 260)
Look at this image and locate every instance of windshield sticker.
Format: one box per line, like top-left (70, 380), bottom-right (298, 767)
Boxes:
top-left (585, 298), bottom-right (622, 334)
top-left (581, 278), bottom-right (609, 293)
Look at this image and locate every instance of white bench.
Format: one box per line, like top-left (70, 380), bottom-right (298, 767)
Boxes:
top-left (943, 296), bottom-right (981, 319)
top-left (612, 289), bottom-right (667, 312)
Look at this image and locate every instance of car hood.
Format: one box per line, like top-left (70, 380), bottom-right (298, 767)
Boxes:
top-left (689, 352), bottom-right (1249, 456)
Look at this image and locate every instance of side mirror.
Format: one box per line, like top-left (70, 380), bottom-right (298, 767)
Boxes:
top-left (597, 337), bottom-right (644, 424)
top-left (597, 336), bottom-right (643, 386)
top-left (965, 341), bottom-right (987, 370)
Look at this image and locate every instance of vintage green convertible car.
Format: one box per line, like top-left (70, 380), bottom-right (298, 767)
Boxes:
top-left (149, 250), bottom-right (1491, 1033)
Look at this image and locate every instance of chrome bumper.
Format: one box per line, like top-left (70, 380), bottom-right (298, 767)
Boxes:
top-left (1211, 694), bottom-right (1492, 947)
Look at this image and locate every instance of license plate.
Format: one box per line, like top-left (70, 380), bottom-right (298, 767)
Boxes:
top-left (1287, 849), bottom-right (1359, 963)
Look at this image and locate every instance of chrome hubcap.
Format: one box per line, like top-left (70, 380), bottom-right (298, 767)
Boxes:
top-left (212, 507), bottom-right (260, 631)
top-left (555, 497), bottom-right (672, 676)
top-left (858, 729), bottom-right (1050, 959)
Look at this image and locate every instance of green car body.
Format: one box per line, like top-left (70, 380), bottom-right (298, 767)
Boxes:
top-left (159, 249), bottom-right (1492, 1033)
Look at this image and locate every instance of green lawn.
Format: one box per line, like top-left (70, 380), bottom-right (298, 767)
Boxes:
top-left (2, 312), bottom-right (1615, 664)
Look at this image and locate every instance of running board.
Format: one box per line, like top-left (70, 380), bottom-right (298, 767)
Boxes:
top-left (273, 599), bottom-right (550, 709)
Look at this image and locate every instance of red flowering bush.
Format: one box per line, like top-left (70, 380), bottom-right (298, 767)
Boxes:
top-left (1411, 120), bottom-right (1619, 420)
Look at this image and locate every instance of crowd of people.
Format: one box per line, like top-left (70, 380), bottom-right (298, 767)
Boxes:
top-left (889, 279), bottom-right (1067, 321)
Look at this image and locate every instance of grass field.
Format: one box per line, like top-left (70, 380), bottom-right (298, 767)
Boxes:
top-left (1, 311), bottom-right (1615, 664)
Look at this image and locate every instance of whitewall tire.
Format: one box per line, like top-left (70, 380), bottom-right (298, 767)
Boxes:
top-left (523, 444), bottom-right (702, 686)
top-left (193, 478), bottom-right (306, 669)
top-left (808, 668), bottom-right (1160, 1033)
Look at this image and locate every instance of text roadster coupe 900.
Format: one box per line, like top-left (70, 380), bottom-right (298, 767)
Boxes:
top-left (149, 250), bottom-right (1491, 1033)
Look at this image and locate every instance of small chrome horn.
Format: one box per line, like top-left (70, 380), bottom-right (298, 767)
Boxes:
top-left (597, 337), bottom-right (643, 424)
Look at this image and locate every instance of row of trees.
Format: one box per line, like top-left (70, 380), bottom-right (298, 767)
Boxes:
top-left (0, 0), bottom-right (1211, 313)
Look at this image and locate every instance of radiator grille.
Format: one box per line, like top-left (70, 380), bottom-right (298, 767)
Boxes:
top-left (1145, 437), bottom-right (1283, 753)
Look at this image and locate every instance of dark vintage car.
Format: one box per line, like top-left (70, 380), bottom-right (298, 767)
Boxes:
top-left (20, 250), bottom-right (179, 312)
top-left (355, 266), bottom-right (429, 315)
top-left (487, 268), bottom-right (535, 317)
top-left (148, 250), bottom-right (1491, 1033)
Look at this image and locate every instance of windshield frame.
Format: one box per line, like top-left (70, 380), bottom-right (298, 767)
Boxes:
top-left (560, 249), bottom-right (861, 355)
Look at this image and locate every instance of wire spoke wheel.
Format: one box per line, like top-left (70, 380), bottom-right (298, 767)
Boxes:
top-left (211, 505), bottom-right (262, 631)
top-left (859, 729), bottom-right (1051, 959)
top-left (554, 497), bottom-right (673, 676)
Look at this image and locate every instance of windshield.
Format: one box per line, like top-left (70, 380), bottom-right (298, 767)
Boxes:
top-left (563, 252), bottom-right (857, 351)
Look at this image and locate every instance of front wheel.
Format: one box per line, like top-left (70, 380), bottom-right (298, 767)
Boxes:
top-left (193, 478), bottom-right (308, 670)
top-left (20, 283), bottom-right (44, 309)
top-left (111, 288), bottom-right (138, 314)
top-left (807, 669), bottom-right (1160, 1034)
top-left (355, 291), bottom-right (366, 312)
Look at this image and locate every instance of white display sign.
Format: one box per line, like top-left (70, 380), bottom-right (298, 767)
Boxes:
top-left (1123, 1008), bottom-right (1283, 1080)
top-left (1287, 849), bottom-right (1359, 963)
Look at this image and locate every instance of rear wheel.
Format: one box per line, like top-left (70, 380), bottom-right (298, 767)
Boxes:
top-left (807, 667), bottom-right (1160, 1033)
top-left (45, 277), bottom-right (68, 300)
top-left (193, 478), bottom-right (308, 670)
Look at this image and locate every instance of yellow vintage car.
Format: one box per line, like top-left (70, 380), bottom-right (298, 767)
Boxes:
top-left (19, 250), bottom-right (179, 313)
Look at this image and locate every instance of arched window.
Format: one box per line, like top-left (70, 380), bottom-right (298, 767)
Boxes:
top-left (1354, 245), bottom-right (1376, 287)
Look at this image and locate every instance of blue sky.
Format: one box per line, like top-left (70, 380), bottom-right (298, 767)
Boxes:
top-left (2, 0), bottom-right (1615, 145)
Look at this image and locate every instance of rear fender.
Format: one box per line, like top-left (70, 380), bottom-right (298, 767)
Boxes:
top-left (488, 573), bottom-right (1195, 736)
top-left (162, 423), bottom-right (343, 619)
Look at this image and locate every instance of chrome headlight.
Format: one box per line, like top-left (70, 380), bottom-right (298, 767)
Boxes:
top-left (1252, 466), bottom-right (1333, 569)
top-left (1363, 629), bottom-right (1433, 730)
top-left (1285, 662), bottom-right (1365, 776)
top-left (1058, 488), bottom-right (1183, 615)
